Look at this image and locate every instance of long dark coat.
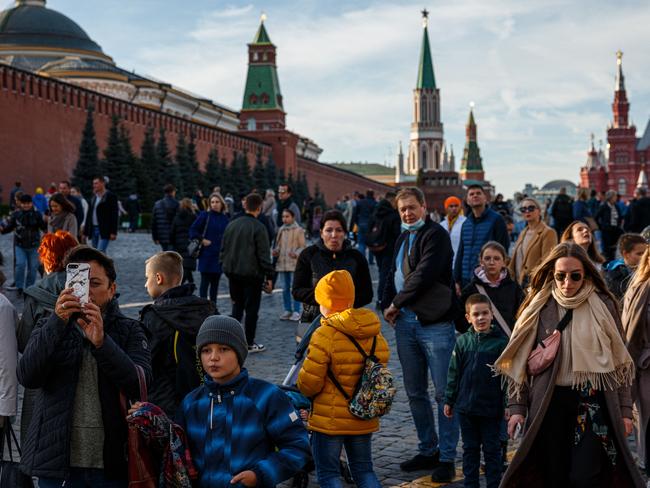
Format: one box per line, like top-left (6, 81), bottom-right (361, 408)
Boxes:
top-left (501, 294), bottom-right (645, 488)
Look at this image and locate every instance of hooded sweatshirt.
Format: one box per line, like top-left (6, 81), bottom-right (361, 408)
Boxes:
top-left (140, 284), bottom-right (216, 416)
top-left (297, 308), bottom-right (390, 435)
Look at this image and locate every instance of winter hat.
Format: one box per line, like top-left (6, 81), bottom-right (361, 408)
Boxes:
top-left (196, 315), bottom-right (248, 365)
top-left (315, 270), bottom-right (355, 313)
top-left (444, 196), bottom-right (461, 209)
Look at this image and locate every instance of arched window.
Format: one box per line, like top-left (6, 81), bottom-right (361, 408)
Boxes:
top-left (421, 96), bottom-right (428, 123)
top-left (421, 146), bottom-right (428, 169)
top-left (261, 93), bottom-right (269, 104)
top-left (618, 178), bottom-right (626, 195)
top-left (247, 118), bottom-right (257, 130)
top-left (249, 94), bottom-right (258, 105)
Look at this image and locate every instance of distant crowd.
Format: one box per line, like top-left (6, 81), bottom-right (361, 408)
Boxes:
top-left (1, 178), bottom-right (650, 488)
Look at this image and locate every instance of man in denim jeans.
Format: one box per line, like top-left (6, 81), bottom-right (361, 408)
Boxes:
top-left (0, 194), bottom-right (46, 293)
top-left (383, 187), bottom-right (459, 482)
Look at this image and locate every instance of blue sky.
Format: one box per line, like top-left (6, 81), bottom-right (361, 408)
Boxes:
top-left (6, 0), bottom-right (649, 197)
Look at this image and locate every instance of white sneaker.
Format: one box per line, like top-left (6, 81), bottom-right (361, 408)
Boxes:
top-left (248, 343), bottom-right (266, 353)
top-left (279, 311), bottom-right (292, 320)
top-left (290, 312), bottom-right (301, 322)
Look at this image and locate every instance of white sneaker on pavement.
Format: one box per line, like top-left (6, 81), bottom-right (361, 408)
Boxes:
top-left (279, 311), bottom-right (292, 320)
top-left (290, 312), bottom-right (301, 321)
top-left (248, 343), bottom-right (266, 353)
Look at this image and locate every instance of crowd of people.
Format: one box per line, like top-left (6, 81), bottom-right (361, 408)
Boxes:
top-left (1, 177), bottom-right (650, 488)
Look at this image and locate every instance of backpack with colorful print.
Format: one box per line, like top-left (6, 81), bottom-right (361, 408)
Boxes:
top-left (328, 333), bottom-right (396, 420)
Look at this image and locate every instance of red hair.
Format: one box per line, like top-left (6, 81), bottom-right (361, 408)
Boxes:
top-left (38, 231), bottom-right (79, 273)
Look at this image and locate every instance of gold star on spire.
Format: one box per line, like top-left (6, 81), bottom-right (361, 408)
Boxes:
top-left (421, 8), bottom-right (429, 27)
top-left (616, 49), bottom-right (623, 65)
top-left (260, 11), bottom-right (267, 23)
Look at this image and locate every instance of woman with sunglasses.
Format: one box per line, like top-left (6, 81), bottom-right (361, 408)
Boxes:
top-left (508, 198), bottom-right (557, 287)
top-left (561, 220), bottom-right (605, 269)
top-left (622, 246), bottom-right (650, 477)
top-left (495, 242), bottom-right (643, 487)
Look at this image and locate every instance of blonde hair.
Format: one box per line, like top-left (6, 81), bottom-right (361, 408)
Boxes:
top-left (146, 251), bottom-right (183, 281)
top-left (209, 192), bottom-right (226, 213)
top-left (628, 247), bottom-right (650, 290)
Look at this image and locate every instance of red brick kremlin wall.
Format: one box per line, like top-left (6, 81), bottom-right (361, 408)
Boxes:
top-left (0, 64), bottom-right (392, 206)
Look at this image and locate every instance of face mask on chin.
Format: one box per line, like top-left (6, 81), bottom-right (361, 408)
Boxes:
top-left (401, 219), bottom-right (425, 232)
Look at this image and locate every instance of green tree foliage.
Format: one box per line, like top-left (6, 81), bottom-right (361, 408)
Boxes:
top-left (102, 115), bottom-right (135, 201)
top-left (187, 132), bottom-right (202, 196)
top-left (72, 105), bottom-right (101, 199)
top-left (294, 171), bottom-right (309, 207)
top-left (139, 126), bottom-right (159, 208)
top-left (314, 181), bottom-right (327, 208)
top-left (203, 147), bottom-right (221, 194)
top-left (252, 148), bottom-right (268, 191)
top-left (124, 126), bottom-right (152, 209)
top-left (157, 127), bottom-right (179, 187)
top-left (238, 152), bottom-right (253, 195)
top-left (265, 152), bottom-right (278, 190)
top-left (227, 150), bottom-right (242, 196)
top-left (174, 132), bottom-right (189, 196)
top-left (218, 157), bottom-right (231, 195)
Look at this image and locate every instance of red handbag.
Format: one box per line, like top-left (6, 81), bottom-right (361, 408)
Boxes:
top-left (121, 365), bottom-right (157, 488)
top-left (526, 309), bottom-right (573, 376)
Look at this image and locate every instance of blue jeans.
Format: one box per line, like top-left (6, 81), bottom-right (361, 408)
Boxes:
top-left (15, 246), bottom-right (39, 290)
top-left (311, 432), bottom-right (381, 488)
top-left (458, 413), bottom-right (502, 488)
top-left (91, 226), bottom-right (110, 253)
top-left (39, 468), bottom-right (126, 488)
top-left (357, 223), bottom-right (374, 264)
top-left (395, 309), bottom-right (459, 462)
top-left (279, 271), bottom-right (301, 313)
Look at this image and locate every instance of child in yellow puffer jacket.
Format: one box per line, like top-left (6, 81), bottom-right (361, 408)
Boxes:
top-left (297, 269), bottom-right (389, 488)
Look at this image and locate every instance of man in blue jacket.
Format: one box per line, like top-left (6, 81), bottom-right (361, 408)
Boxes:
top-left (383, 187), bottom-right (460, 482)
top-left (152, 184), bottom-right (179, 251)
top-left (454, 185), bottom-right (509, 291)
top-left (18, 246), bottom-right (151, 487)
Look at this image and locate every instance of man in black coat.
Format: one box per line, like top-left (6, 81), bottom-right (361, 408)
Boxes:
top-left (152, 184), bottom-right (179, 251)
top-left (595, 190), bottom-right (623, 262)
top-left (84, 177), bottom-right (119, 253)
top-left (368, 192), bottom-right (401, 308)
top-left (140, 251), bottom-right (215, 416)
top-left (382, 187), bottom-right (460, 482)
top-left (624, 187), bottom-right (650, 233)
top-left (220, 193), bottom-right (274, 353)
top-left (18, 246), bottom-right (151, 486)
top-left (550, 187), bottom-right (574, 238)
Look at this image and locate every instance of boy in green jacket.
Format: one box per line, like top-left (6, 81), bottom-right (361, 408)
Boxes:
top-left (444, 294), bottom-right (508, 488)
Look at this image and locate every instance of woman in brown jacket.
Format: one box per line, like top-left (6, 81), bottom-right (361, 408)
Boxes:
top-left (495, 242), bottom-right (644, 487)
top-left (622, 245), bottom-right (650, 475)
top-left (508, 198), bottom-right (557, 287)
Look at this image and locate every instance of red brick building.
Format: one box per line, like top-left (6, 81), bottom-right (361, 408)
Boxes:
top-left (580, 51), bottom-right (650, 198)
top-left (0, 1), bottom-right (390, 204)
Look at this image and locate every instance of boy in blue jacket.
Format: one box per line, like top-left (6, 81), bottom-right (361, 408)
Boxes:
top-left (176, 315), bottom-right (310, 487)
top-left (443, 294), bottom-right (508, 488)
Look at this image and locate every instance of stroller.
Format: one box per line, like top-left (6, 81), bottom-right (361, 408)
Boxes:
top-left (279, 315), bottom-right (354, 487)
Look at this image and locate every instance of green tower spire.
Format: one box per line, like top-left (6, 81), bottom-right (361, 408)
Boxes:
top-left (461, 105), bottom-right (483, 172)
top-left (416, 9), bottom-right (436, 89)
top-left (241, 14), bottom-right (284, 113)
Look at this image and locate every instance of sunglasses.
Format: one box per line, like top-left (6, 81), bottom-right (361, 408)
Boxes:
top-left (519, 205), bottom-right (538, 213)
top-left (554, 272), bottom-right (583, 283)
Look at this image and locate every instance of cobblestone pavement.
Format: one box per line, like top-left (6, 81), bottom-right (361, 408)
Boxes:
top-left (1, 232), bottom-right (642, 487)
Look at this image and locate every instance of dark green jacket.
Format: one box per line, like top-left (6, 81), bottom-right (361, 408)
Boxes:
top-left (220, 213), bottom-right (274, 280)
top-left (445, 325), bottom-right (508, 418)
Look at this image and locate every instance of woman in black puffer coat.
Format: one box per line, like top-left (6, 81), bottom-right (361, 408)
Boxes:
top-left (458, 241), bottom-right (524, 335)
top-left (170, 198), bottom-right (197, 284)
top-left (292, 210), bottom-right (373, 339)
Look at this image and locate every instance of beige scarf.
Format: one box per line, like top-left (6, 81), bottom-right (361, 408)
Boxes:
top-left (622, 280), bottom-right (650, 364)
top-left (494, 281), bottom-right (634, 399)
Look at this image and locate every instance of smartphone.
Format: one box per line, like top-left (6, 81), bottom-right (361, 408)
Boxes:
top-left (513, 422), bottom-right (523, 440)
top-left (66, 263), bottom-right (91, 305)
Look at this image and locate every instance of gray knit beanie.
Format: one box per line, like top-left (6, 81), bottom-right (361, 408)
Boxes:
top-left (196, 315), bottom-right (248, 366)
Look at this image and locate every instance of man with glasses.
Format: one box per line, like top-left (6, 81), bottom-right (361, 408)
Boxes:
top-left (276, 184), bottom-right (301, 228)
top-left (454, 185), bottom-right (509, 292)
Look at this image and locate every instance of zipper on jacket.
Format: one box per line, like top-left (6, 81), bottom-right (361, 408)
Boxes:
top-left (210, 395), bottom-right (214, 430)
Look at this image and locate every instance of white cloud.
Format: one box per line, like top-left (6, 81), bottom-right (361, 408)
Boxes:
top-left (38, 0), bottom-right (650, 197)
